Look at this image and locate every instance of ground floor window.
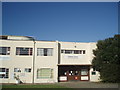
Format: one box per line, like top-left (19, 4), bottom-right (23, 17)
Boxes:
top-left (25, 68), bottom-right (31, 73)
top-left (37, 68), bottom-right (53, 79)
top-left (91, 71), bottom-right (96, 75)
top-left (14, 68), bottom-right (21, 72)
top-left (0, 68), bottom-right (9, 78)
top-left (81, 69), bottom-right (88, 75)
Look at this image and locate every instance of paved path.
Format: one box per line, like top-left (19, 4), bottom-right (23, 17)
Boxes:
top-left (57, 81), bottom-right (119, 88)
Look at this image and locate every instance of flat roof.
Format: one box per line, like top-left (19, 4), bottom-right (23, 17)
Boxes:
top-left (0, 35), bottom-right (96, 43)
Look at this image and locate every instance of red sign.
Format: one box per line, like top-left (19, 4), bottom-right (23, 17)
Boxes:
top-left (75, 76), bottom-right (78, 80)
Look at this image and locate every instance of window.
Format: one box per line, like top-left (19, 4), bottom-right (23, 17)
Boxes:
top-left (59, 69), bottom-right (67, 76)
top-left (74, 50), bottom-right (82, 54)
top-left (16, 47), bottom-right (33, 55)
top-left (0, 47), bottom-right (10, 55)
top-left (92, 71), bottom-right (96, 75)
top-left (0, 68), bottom-right (9, 78)
top-left (81, 69), bottom-right (88, 75)
top-left (14, 68), bottom-right (21, 72)
top-left (83, 50), bottom-right (86, 54)
top-left (25, 68), bottom-right (31, 72)
top-left (37, 48), bottom-right (53, 56)
top-left (37, 68), bottom-right (53, 79)
top-left (61, 50), bottom-right (86, 54)
top-left (61, 50), bottom-right (73, 54)
top-left (65, 50), bottom-right (73, 54)
top-left (74, 50), bottom-right (79, 54)
top-left (61, 50), bottom-right (65, 53)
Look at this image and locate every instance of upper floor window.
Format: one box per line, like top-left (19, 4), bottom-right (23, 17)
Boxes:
top-left (65, 50), bottom-right (73, 54)
top-left (83, 50), bottom-right (86, 54)
top-left (37, 48), bottom-right (53, 56)
top-left (61, 50), bottom-right (86, 54)
top-left (16, 47), bottom-right (33, 56)
top-left (0, 47), bottom-right (10, 55)
top-left (74, 50), bottom-right (82, 54)
top-left (0, 68), bottom-right (9, 78)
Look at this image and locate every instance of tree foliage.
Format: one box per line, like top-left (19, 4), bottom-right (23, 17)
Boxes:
top-left (92, 34), bottom-right (120, 83)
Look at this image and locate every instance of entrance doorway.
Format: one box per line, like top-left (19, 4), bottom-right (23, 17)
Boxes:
top-left (67, 70), bottom-right (80, 81)
top-left (58, 65), bottom-right (90, 82)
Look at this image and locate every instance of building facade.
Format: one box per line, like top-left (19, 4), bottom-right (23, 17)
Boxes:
top-left (0, 35), bottom-right (100, 83)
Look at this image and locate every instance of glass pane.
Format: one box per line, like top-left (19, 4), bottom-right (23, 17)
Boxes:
top-left (74, 50), bottom-right (79, 54)
top-left (65, 50), bottom-right (72, 54)
top-left (0, 68), bottom-right (5, 72)
top-left (37, 68), bottom-right (52, 79)
top-left (81, 69), bottom-right (88, 75)
top-left (5, 69), bottom-right (9, 78)
top-left (20, 48), bottom-right (29, 55)
top-left (75, 71), bottom-right (79, 75)
top-left (16, 47), bottom-right (32, 55)
top-left (83, 50), bottom-right (86, 54)
top-left (25, 68), bottom-right (31, 72)
top-left (79, 50), bottom-right (82, 54)
top-left (37, 48), bottom-right (44, 56)
top-left (30, 48), bottom-right (33, 55)
top-left (14, 68), bottom-right (21, 72)
top-left (47, 49), bottom-right (53, 56)
top-left (92, 71), bottom-right (96, 75)
top-left (44, 49), bottom-right (47, 56)
top-left (0, 47), bottom-right (7, 55)
top-left (40, 48), bottom-right (44, 56)
top-left (16, 48), bottom-right (20, 55)
top-left (0, 68), bottom-right (9, 78)
top-left (61, 50), bottom-right (64, 53)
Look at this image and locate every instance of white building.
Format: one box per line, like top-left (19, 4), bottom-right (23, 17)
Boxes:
top-left (0, 35), bottom-right (100, 83)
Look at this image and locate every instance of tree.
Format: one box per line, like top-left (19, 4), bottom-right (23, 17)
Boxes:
top-left (92, 34), bottom-right (120, 83)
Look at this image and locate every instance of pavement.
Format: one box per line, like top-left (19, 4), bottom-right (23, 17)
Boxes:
top-left (57, 81), bottom-right (119, 88)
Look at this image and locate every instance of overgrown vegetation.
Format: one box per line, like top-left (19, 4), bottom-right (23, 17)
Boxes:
top-left (92, 34), bottom-right (120, 83)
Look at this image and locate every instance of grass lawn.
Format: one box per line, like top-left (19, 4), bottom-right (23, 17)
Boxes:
top-left (2, 84), bottom-right (68, 88)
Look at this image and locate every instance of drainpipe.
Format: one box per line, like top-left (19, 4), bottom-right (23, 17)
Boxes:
top-left (32, 39), bottom-right (36, 84)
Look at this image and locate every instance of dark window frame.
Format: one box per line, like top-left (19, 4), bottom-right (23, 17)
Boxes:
top-left (16, 47), bottom-right (33, 56)
top-left (0, 68), bottom-right (9, 78)
top-left (61, 49), bottom-right (86, 54)
top-left (37, 48), bottom-right (53, 56)
top-left (92, 71), bottom-right (96, 75)
top-left (83, 50), bottom-right (86, 54)
top-left (0, 47), bottom-right (10, 55)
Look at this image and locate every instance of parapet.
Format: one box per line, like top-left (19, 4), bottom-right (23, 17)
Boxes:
top-left (0, 35), bottom-right (34, 41)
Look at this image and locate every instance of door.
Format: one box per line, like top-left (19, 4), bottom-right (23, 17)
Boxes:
top-left (67, 70), bottom-right (80, 81)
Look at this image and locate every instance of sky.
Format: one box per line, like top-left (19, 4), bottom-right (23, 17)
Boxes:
top-left (2, 2), bottom-right (118, 42)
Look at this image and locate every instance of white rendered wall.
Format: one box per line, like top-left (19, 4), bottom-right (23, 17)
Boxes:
top-left (90, 68), bottom-right (100, 82)
top-left (59, 42), bottom-right (95, 65)
top-left (0, 40), bottom-right (34, 83)
top-left (34, 41), bottom-right (58, 83)
top-left (0, 38), bottom-right (100, 83)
